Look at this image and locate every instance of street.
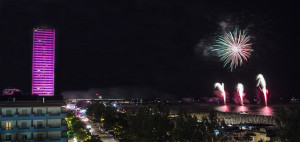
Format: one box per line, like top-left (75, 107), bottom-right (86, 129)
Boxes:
top-left (89, 123), bottom-right (119, 142)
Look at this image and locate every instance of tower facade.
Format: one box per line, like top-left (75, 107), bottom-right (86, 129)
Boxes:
top-left (32, 28), bottom-right (55, 96)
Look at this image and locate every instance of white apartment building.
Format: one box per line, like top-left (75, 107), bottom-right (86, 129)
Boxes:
top-left (0, 98), bottom-right (67, 142)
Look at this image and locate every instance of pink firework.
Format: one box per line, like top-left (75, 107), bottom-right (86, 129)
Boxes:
top-left (256, 74), bottom-right (268, 105)
top-left (237, 83), bottom-right (244, 105)
top-left (214, 83), bottom-right (226, 105)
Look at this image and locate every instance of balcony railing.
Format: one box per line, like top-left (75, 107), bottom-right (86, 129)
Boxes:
top-left (0, 125), bottom-right (67, 133)
top-left (48, 125), bottom-right (60, 128)
top-left (2, 114), bottom-right (13, 117)
top-left (18, 113), bottom-right (30, 117)
top-left (49, 113), bottom-right (60, 116)
top-left (0, 113), bottom-right (66, 120)
top-left (17, 126), bottom-right (29, 129)
top-left (32, 137), bottom-right (68, 142)
top-left (34, 113), bottom-right (46, 116)
top-left (34, 125), bottom-right (45, 129)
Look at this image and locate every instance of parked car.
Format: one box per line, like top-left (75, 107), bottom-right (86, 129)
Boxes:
top-left (98, 127), bottom-right (105, 133)
top-left (107, 130), bottom-right (115, 136)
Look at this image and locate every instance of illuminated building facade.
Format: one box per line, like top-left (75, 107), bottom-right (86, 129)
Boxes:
top-left (32, 28), bottom-right (55, 96)
top-left (3, 88), bottom-right (22, 95)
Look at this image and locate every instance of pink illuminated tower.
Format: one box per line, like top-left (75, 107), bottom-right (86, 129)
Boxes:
top-left (32, 28), bottom-right (55, 96)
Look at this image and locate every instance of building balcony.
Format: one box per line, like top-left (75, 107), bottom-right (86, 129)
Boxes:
top-left (34, 113), bottom-right (46, 116)
top-left (1, 138), bottom-right (68, 142)
top-left (1, 114), bottom-right (13, 117)
top-left (17, 126), bottom-right (30, 129)
top-left (30, 137), bottom-right (68, 142)
top-left (18, 113), bottom-right (30, 117)
top-left (0, 125), bottom-right (67, 133)
top-left (0, 113), bottom-right (66, 120)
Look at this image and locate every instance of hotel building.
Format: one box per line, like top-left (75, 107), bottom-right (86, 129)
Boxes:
top-left (0, 96), bottom-right (67, 142)
top-left (32, 28), bottom-right (55, 96)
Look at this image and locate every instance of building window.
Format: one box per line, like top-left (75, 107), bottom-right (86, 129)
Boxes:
top-left (22, 109), bottom-right (27, 115)
top-left (5, 122), bottom-right (12, 130)
top-left (6, 110), bottom-right (12, 116)
top-left (6, 135), bottom-right (11, 141)
top-left (37, 133), bottom-right (43, 140)
top-left (21, 122), bottom-right (27, 128)
top-left (37, 121), bottom-right (43, 128)
top-left (37, 109), bottom-right (42, 115)
top-left (22, 134), bottom-right (27, 141)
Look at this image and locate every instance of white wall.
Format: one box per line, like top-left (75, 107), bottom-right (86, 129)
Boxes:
top-left (18, 107), bottom-right (32, 115)
top-left (33, 132), bottom-right (46, 140)
top-left (48, 131), bottom-right (61, 140)
top-left (1, 121), bottom-right (16, 130)
top-left (33, 119), bottom-right (46, 127)
top-left (1, 108), bottom-right (16, 115)
top-left (47, 106), bottom-right (61, 114)
top-left (1, 133), bottom-right (17, 141)
top-left (17, 120), bottom-right (31, 128)
top-left (16, 132), bottom-right (31, 141)
top-left (48, 119), bottom-right (61, 128)
top-left (32, 107), bottom-right (46, 114)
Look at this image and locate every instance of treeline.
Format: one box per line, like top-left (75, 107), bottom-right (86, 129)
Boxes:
top-left (275, 107), bottom-right (300, 142)
top-left (86, 103), bottom-right (226, 142)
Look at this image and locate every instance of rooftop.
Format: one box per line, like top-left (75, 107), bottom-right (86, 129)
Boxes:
top-left (0, 94), bottom-right (65, 106)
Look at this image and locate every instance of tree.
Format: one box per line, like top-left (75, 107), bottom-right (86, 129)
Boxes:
top-left (66, 111), bottom-right (91, 141)
top-left (119, 104), bottom-right (173, 142)
top-left (74, 128), bottom-right (90, 141)
top-left (103, 106), bottom-right (118, 130)
top-left (275, 107), bottom-right (300, 142)
top-left (173, 108), bottom-right (199, 142)
top-left (204, 111), bottom-right (218, 142)
top-left (150, 104), bottom-right (173, 142)
top-left (85, 135), bottom-right (103, 142)
top-left (243, 132), bottom-right (255, 141)
top-left (131, 106), bottom-right (153, 142)
top-left (86, 103), bottom-right (106, 122)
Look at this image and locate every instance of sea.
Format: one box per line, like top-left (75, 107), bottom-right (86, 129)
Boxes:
top-left (168, 103), bottom-right (300, 116)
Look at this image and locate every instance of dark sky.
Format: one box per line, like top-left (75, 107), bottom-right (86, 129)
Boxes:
top-left (0, 0), bottom-right (299, 100)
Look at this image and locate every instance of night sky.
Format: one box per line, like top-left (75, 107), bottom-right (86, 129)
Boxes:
top-left (0, 0), bottom-right (299, 100)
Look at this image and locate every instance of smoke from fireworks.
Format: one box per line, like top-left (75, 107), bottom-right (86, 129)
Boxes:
top-left (256, 74), bottom-right (268, 105)
top-left (213, 28), bottom-right (253, 71)
top-left (214, 83), bottom-right (226, 105)
top-left (237, 83), bottom-right (244, 105)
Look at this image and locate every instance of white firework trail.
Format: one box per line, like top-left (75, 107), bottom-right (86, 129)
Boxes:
top-left (256, 74), bottom-right (268, 105)
top-left (214, 83), bottom-right (226, 105)
top-left (237, 83), bottom-right (244, 105)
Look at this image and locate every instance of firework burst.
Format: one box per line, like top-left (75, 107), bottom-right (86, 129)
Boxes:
top-left (213, 29), bottom-right (253, 71)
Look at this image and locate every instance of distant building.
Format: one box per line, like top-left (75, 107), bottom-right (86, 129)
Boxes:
top-left (0, 96), bottom-right (67, 141)
top-left (32, 28), bottom-right (55, 96)
top-left (3, 88), bottom-right (22, 96)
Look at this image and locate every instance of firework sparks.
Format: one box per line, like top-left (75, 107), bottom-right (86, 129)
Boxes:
top-left (256, 74), bottom-right (268, 105)
top-left (213, 29), bottom-right (253, 71)
top-left (237, 83), bottom-right (244, 105)
top-left (214, 83), bottom-right (226, 105)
